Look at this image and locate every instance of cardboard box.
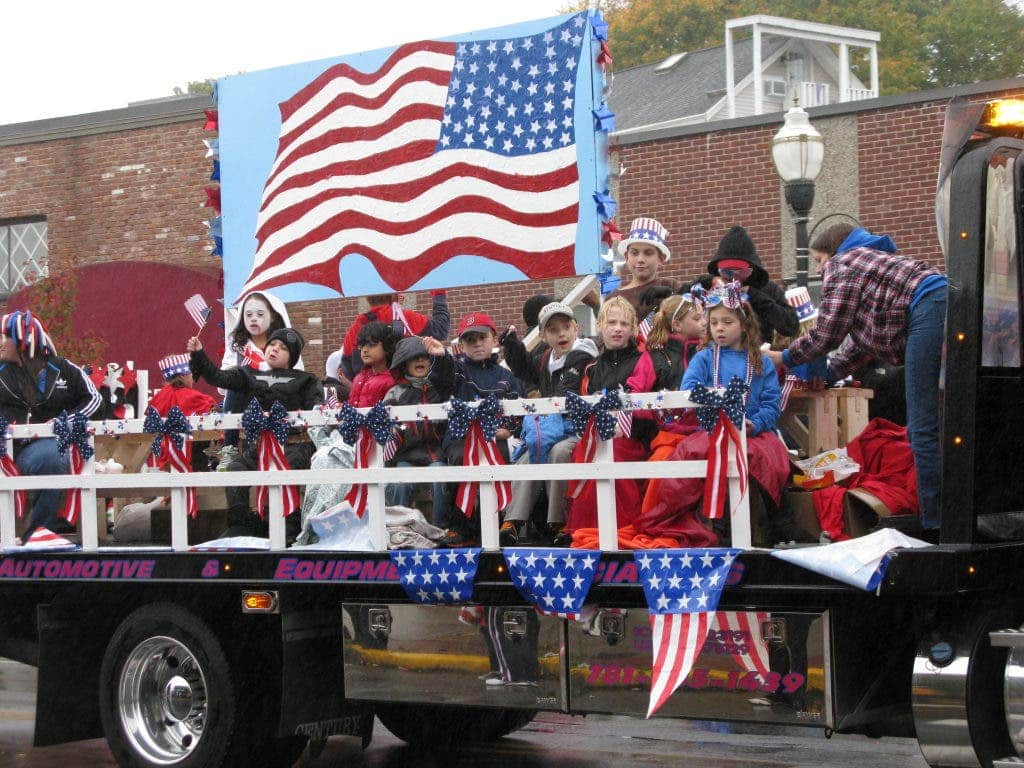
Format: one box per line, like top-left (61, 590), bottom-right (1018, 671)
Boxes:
top-left (784, 488), bottom-right (823, 541)
top-left (783, 486), bottom-right (893, 541)
top-left (843, 487), bottom-right (891, 538)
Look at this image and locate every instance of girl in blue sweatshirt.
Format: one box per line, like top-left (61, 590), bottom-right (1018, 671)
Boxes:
top-left (644, 283), bottom-right (791, 546)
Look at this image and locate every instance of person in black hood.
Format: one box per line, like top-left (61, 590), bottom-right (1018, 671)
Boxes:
top-left (708, 225), bottom-right (799, 342)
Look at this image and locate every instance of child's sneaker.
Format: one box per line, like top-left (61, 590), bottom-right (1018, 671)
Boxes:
top-left (499, 520), bottom-right (521, 546)
top-left (441, 529), bottom-right (477, 547)
top-left (550, 525), bottom-right (572, 547)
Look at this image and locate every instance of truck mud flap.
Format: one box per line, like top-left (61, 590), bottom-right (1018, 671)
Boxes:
top-left (567, 608), bottom-right (832, 726)
top-left (342, 603), bottom-right (565, 711)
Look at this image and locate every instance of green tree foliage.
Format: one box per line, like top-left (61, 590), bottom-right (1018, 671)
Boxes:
top-left (20, 269), bottom-right (107, 363)
top-left (172, 80), bottom-right (214, 97)
top-left (563, 0), bottom-right (1024, 94)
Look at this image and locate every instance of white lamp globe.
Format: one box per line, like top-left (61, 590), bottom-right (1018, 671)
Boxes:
top-left (772, 105), bottom-right (824, 182)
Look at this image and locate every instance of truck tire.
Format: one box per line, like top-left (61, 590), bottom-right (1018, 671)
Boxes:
top-left (375, 703), bottom-right (536, 745)
top-left (98, 603), bottom-right (305, 768)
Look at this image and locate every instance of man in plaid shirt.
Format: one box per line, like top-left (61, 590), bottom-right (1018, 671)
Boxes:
top-left (769, 224), bottom-right (947, 534)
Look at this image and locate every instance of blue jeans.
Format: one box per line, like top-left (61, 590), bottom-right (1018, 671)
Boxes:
top-left (905, 288), bottom-right (946, 529)
top-left (386, 460), bottom-right (451, 529)
top-left (15, 438), bottom-right (71, 531)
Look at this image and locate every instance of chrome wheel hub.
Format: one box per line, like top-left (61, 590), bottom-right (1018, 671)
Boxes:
top-left (118, 636), bottom-right (208, 764)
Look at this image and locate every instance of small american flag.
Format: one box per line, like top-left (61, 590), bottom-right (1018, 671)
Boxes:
top-left (184, 294), bottom-right (212, 328)
top-left (634, 548), bottom-right (740, 717)
top-left (637, 310), bottom-right (654, 343)
top-left (239, 13), bottom-right (589, 296)
top-left (325, 386), bottom-right (342, 410)
top-left (779, 374), bottom-right (797, 411)
top-left (390, 548), bottom-right (481, 603)
top-left (615, 409), bottom-right (633, 439)
top-left (503, 548), bottom-right (599, 620)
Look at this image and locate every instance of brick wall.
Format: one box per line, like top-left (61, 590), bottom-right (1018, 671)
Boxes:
top-left (856, 101), bottom-right (947, 265)
top-left (0, 122), bottom-right (220, 277)
top-left (615, 123), bottom-right (784, 287)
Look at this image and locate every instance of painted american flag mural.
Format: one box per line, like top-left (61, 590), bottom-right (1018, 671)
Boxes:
top-left (218, 12), bottom-right (607, 302)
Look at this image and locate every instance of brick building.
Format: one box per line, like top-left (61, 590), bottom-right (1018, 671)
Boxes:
top-left (1, 77), bottom-right (1022, 377)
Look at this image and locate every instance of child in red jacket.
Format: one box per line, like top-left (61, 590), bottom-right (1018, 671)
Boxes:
top-left (348, 322), bottom-right (399, 407)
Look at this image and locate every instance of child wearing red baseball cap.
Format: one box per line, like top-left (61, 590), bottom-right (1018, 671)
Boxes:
top-left (441, 311), bottom-right (526, 546)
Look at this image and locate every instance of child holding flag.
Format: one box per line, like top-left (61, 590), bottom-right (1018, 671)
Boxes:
top-left (647, 283), bottom-right (791, 547)
top-left (188, 327), bottom-right (322, 539)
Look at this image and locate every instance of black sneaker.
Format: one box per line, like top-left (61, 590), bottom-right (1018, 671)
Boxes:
top-left (551, 528), bottom-right (572, 547)
top-left (499, 521), bottom-right (521, 546)
top-left (441, 529), bottom-right (478, 547)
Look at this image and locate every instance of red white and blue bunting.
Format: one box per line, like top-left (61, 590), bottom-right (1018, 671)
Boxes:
top-left (240, 399), bottom-right (299, 518)
top-left (143, 405), bottom-right (197, 518)
top-left (54, 410), bottom-right (93, 525)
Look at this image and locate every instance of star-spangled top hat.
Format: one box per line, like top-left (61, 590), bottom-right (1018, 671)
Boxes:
top-left (159, 354), bottom-right (192, 380)
top-left (617, 217), bottom-right (671, 261)
top-left (785, 286), bottom-right (819, 323)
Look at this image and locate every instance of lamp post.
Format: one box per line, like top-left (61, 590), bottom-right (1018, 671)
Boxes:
top-left (772, 105), bottom-right (824, 287)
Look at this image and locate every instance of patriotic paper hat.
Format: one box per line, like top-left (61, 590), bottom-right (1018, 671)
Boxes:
top-left (617, 217), bottom-right (671, 261)
top-left (1, 311), bottom-right (53, 358)
top-left (159, 354), bottom-right (191, 380)
top-left (785, 287), bottom-right (818, 323)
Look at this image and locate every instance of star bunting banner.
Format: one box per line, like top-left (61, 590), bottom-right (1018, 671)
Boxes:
top-left (633, 548), bottom-right (741, 717)
top-left (503, 547), bottom-right (600, 619)
top-left (390, 547), bottom-right (482, 604)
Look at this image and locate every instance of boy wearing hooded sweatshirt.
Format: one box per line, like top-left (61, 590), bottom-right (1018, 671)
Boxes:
top-left (383, 335), bottom-right (454, 527)
top-left (499, 302), bottom-right (599, 544)
top-left (708, 225), bottom-right (799, 343)
top-left (188, 327), bottom-right (323, 537)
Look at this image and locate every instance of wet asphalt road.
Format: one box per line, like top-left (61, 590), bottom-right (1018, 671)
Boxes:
top-left (1, 657), bottom-right (929, 768)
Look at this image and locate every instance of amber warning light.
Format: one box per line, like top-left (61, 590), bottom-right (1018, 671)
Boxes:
top-left (982, 99), bottom-right (1024, 129)
top-left (242, 591), bottom-right (279, 613)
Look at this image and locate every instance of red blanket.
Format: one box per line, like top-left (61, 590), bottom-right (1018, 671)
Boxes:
top-left (812, 418), bottom-right (919, 540)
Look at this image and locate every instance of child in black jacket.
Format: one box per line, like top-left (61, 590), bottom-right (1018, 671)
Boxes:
top-left (188, 328), bottom-right (323, 538)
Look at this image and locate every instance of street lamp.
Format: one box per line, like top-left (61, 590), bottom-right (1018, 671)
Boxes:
top-left (772, 104), bottom-right (824, 287)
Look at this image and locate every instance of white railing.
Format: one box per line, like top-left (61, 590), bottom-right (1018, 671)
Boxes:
top-left (845, 87), bottom-right (876, 102)
top-left (0, 391), bottom-right (749, 554)
top-left (799, 81), bottom-right (831, 108)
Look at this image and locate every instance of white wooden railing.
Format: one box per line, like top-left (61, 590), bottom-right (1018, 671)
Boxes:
top-left (799, 81), bottom-right (831, 108)
top-left (0, 391), bottom-right (749, 554)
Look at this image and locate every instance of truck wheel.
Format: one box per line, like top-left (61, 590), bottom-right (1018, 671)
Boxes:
top-left (99, 603), bottom-right (305, 768)
top-left (375, 703), bottom-right (536, 745)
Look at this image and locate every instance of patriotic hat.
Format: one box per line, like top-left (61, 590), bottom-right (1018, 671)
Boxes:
top-left (1, 311), bottom-right (53, 358)
top-left (159, 354), bottom-right (191, 380)
top-left (785, 287), bottom-right (818, 323)
top-left (617, 217), bottom-right (671, 261)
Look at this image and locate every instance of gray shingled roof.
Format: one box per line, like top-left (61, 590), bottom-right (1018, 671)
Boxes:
top-left (609, 36), bottom-right (786, 132)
